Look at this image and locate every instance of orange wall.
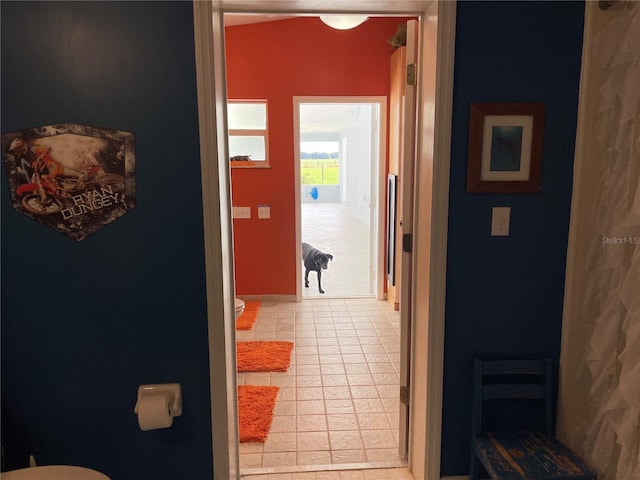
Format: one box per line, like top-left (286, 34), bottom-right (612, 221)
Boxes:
top-left (226, 17), bottom-right (412, 295)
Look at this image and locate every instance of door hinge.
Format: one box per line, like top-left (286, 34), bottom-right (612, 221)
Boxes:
top-left (402, 233), bottom-right (412, 253)
top-left (406, 63), bottom-right (417, 86)
top-left (400, 386), bottom-right (410, 406)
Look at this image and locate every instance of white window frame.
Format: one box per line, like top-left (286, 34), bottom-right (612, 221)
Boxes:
top-left (228, 99), bottom-right (269, 168)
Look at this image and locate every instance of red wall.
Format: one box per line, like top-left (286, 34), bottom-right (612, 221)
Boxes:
top-left (226, 17), bottom-right (411, 295)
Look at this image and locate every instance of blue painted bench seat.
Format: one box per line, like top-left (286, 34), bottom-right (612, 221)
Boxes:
top-left (470, 359), bottom-right (597, 480)
top-left (475, 431), bottom-right (596, 480)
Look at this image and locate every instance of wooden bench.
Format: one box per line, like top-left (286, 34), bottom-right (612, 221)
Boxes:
top-left (470, 359), bottom-right (597, 480)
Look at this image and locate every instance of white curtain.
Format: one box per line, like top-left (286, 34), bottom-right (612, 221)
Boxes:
top-left (559, 2), bottom-right (640, 480)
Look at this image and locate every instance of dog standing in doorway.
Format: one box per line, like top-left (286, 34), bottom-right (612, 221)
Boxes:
top-left (302, 242), bottom-right (333, 294)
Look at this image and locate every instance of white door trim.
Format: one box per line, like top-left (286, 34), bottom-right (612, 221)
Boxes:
top-left (192, 2), bottom-right (240, 478)
top-left (193, 2), bottom-right (456, 479)
top-left (411, 3), bottom-right (456, 479)
top-left (293, 96), bottom-right (388, 301)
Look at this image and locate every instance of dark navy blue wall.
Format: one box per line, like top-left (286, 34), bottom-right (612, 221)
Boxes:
top-left (441, 1), bottom-right (584, 475)
top-left (1, 2), bottom-right (213, 478)
top-left (1, 1), bottom-right (586, 478)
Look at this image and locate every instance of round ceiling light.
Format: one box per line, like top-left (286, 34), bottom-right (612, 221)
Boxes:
top-left (319, 15), bottom-right (369, 30)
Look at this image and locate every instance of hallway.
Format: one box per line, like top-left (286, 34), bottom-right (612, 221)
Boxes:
top-left (237, 297), bottom-right (404, 476)
top-left (301, 202), bottom-right (374, 299)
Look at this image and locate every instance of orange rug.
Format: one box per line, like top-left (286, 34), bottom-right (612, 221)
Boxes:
top-left (236, 341), bottom-right (294, 372)
top-left (236, 300), bottom-right (261, 330)
top-left (238, 385), bottom-right (279, 442)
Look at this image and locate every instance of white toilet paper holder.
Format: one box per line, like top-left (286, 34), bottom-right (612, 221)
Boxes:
top-left (134, 383), bottom-right (182, 417)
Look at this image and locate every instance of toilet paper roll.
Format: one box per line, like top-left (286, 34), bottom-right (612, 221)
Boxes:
top-left (137, 394), bottom-right (173, 431)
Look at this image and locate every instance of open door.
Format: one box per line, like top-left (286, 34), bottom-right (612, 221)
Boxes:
top-left (397, 19), bottom-right (419, 459)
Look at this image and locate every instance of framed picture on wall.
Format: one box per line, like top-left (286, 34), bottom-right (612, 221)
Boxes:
top-left (1, 123), bottom-right (136, 241)
top-left (466, 102), bottom-right (545, 193)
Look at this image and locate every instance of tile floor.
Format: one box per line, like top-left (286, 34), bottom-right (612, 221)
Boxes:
top-left (241, 467), bottom-right (414, 479)
top-left (237, 298), bottom-right (406, 477)
top-left (301, 202), bottom-right (373, 299)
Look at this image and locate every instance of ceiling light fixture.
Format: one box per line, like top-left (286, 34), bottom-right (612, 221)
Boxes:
top-left (320, 15), bottom-right (369, 30)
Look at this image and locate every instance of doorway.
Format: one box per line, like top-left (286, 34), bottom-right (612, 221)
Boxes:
top-left (234, 78), bottom-right (401, 476)
top-left (296, 98), bottom-right (386, 300)
top-left (192, 2), bottom-right (456, 479)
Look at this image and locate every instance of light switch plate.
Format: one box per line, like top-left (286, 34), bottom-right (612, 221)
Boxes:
top-left (258, 205), bottom-right (270, 219)
top-left (491, 207), bottom-right (510, 236)
top-left (232, 206), bottom-right (251, 219)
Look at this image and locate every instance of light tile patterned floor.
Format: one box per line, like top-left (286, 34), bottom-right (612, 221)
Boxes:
top-left (241, 466), bottom-right (414, 479)
top-left (237, 298), bottom-right (405, 476)
top-left (301, 202), bottom-right (373, 299)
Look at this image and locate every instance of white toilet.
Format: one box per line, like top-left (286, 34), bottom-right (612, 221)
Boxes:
top-left (235, 298), bottom-right (245, 318)
top-left (2, 465), bottom-right (110, 480)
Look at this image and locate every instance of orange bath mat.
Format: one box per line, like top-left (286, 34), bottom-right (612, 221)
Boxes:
top-left (238, 385), bottom-right (279, 442)
top-left (236, 300), bottom-right (261, 330)
top-left (236, 341), bottom-right (294, 372)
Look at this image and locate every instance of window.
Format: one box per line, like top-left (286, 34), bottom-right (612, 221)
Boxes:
top-left (227, 100), bottom-right (269, 167)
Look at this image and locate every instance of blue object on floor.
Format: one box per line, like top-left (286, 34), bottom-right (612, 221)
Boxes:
top-left (310, 186), bottom-right (318, 200)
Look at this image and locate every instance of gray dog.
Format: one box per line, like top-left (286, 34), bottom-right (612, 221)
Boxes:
top-left (302, 242), bottom-right (333, 294)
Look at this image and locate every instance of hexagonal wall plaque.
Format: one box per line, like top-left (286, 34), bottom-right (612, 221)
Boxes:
top-left (2, 123), bottom-right (135, 241)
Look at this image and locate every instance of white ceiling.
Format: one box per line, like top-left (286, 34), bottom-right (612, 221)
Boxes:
top-left (224, 14), bottom-right (297, 26)
top-left (299, 104), bottom-right (363, 134)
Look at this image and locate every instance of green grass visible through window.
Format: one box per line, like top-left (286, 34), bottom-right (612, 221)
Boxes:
top-left (301, 159), bottom-right (339, 185)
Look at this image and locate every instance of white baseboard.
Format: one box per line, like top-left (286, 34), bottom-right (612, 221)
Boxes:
top-left (238, 294), bottom-right (296, 303)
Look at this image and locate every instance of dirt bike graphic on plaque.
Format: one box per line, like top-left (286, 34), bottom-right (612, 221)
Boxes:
top-left (2, 123), bottom-right (136, 241)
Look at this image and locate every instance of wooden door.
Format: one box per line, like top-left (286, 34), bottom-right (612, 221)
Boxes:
top-left (386, 19), bottom-right (418, 458)
top-left (387, 45), bottom-right (406, 311)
